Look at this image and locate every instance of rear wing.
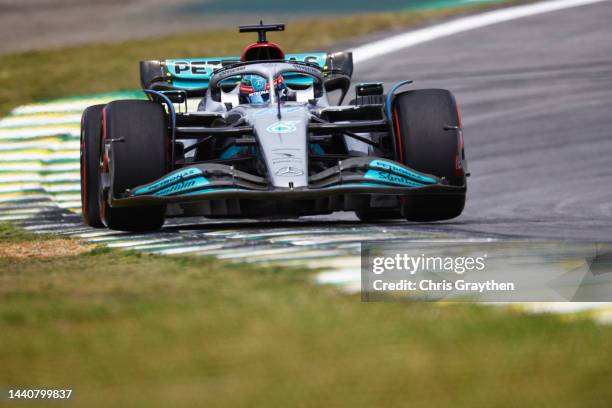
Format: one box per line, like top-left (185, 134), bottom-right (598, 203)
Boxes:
top-left (140, 52), bottom-right (353, 97)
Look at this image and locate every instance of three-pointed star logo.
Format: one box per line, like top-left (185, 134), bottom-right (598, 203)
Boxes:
top-left (275, 167), bottom-right (304, 176)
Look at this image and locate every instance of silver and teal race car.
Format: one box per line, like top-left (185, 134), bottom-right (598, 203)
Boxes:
top-left (80, 23), bottom-right (467, 231)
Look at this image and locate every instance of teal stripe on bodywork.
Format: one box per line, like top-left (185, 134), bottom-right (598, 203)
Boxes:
top-left (369, 160), bottom-right (437, 184)
top-left (286, 53), bottom-right (327, 68)
top-left (221, 145), bottom-right (247, 159)
top-left (364, 170), bottom-right (425, 187)
top-left (166, 58), bottom-right (232, 80)
top-left (154, 176), bottom-right (210, 196)
top-left (310, 144), bottom-right (325, 155)
top-left (166, 53), bottom-right (327, 90)
top-left (133, 167), bottom-right (203, 195)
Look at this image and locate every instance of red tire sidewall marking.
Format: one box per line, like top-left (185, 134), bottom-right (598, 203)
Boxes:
top-left (102, 108), bottom-right (108, 172)
top-left (455, 99), bottom-right (465, 177)
top-left (101, 107), bottom-right (108, 221)
top-left (81, 114), bottom-right (87, 215)
top-left (393, 106), bottom-right (404, 163)
top-left (393, 105), bottom-right (407, 205)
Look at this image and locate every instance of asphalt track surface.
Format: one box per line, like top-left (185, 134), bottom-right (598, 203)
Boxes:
top-left (349, 0), bottom-right (612, 242)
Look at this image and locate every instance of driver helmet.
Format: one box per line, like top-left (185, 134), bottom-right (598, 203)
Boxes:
top-left (239, 74), bottom-right (287, 105)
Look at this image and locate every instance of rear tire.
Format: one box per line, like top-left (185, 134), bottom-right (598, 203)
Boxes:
top-left (80, 104), bottom-right (105, 228)
top-left (101, 100), bottom-right (168, 231)
top-left (393, 89), bottom-right (466, 221)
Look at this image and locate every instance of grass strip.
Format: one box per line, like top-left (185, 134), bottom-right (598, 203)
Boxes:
top-left (1, 222), bottom-right (612, 407)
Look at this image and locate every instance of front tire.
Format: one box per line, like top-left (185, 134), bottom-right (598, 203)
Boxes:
top-left (80, 104), bottom-right (105, 228)
top-left (393, 89), bottom-right (466, 221)
top-left (101, 100), bottom-right (168, 231)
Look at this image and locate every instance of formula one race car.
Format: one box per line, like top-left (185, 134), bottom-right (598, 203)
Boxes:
top-left (80, 23), bottom-right (467, 231)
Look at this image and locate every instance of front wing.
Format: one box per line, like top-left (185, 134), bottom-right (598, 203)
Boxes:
top-left (109, 158), bottom-right (465, 208)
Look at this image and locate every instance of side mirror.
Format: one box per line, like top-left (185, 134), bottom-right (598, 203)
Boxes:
top-left (323, 52), bottom-right (353, 105)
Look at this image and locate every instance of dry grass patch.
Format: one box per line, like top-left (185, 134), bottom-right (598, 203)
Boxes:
top-left (0, 238), bottom-right (89, 259)
top-left (0, 222), bottom-right (90, 259)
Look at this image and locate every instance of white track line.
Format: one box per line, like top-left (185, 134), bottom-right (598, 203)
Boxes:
top-left (352, 0), bottom-right (609, 63)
